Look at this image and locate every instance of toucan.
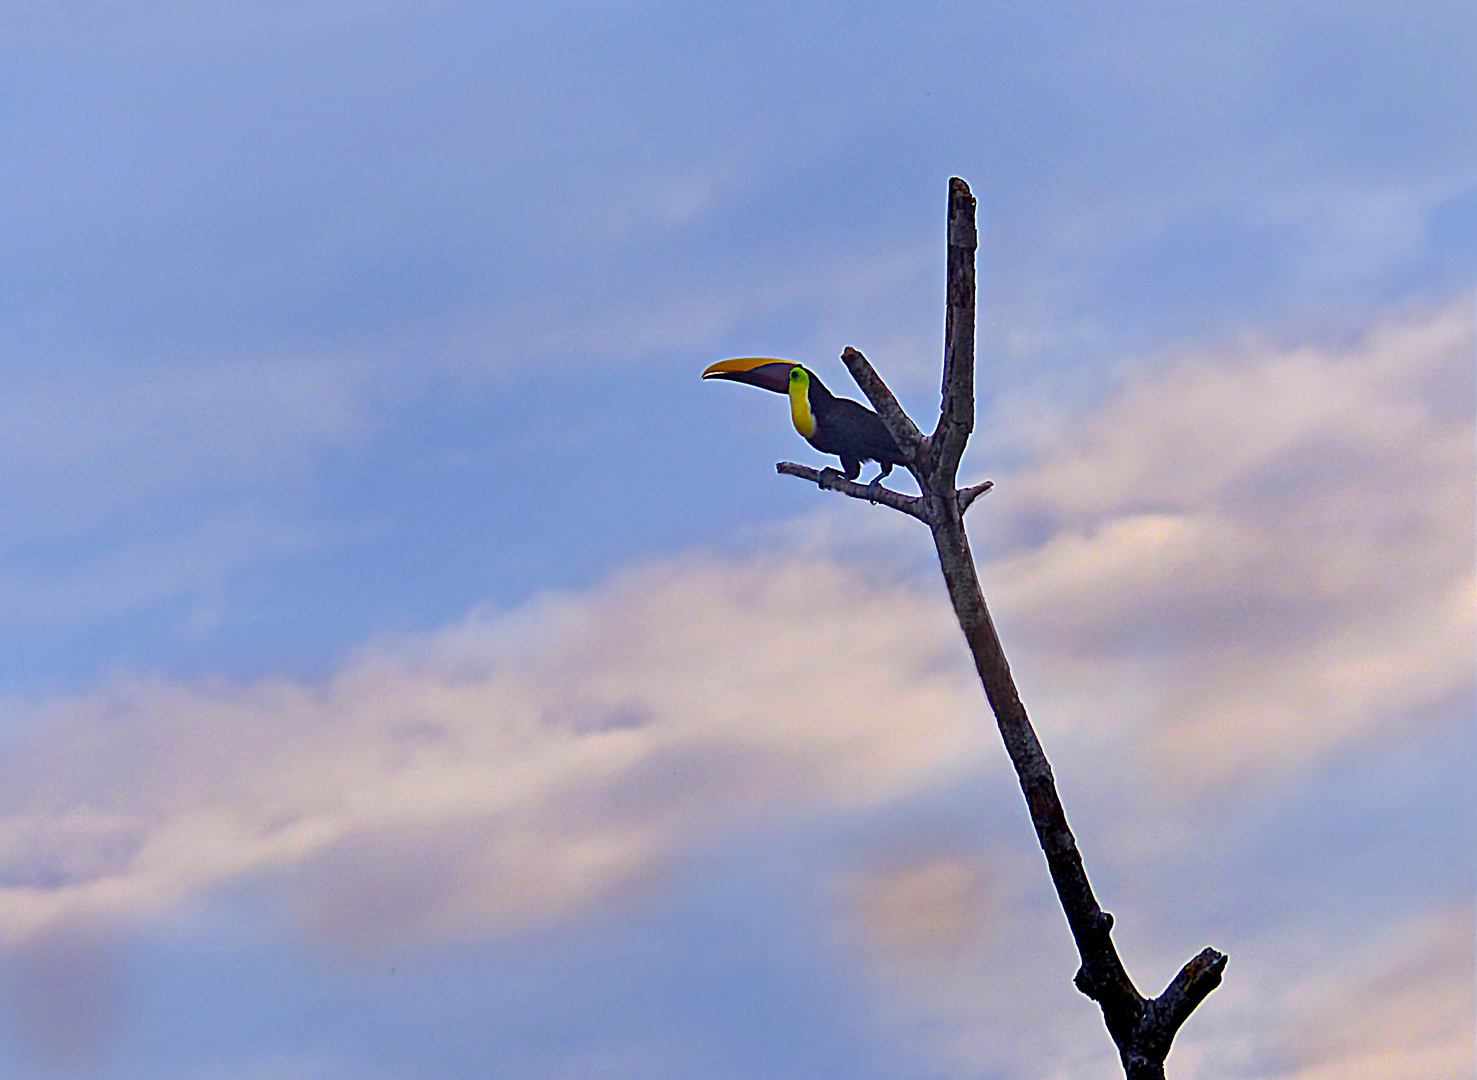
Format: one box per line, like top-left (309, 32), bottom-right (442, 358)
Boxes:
top-left (702, 357), bottom-right (906, 488)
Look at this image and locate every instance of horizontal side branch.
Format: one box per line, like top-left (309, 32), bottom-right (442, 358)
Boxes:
top-left (777, 464), bottom-right (992, 520)
top-left (775, 462), bottom-right (928, 520)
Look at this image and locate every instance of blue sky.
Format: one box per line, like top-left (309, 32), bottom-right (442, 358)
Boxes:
top-left (0, 2), bottom-right (1472, 1077)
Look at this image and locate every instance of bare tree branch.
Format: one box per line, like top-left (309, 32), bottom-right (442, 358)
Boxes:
top-left (927, 485), bottom-right (1147, 1029)
top-left (777, 463), bottom-right (994, 519)
top-left (931, 176), bottom-right (977, 483)
top-left (775, 462), bottom-right (928, 520)
top-left (838, 346), bottom-right (925, 464)
top-left (759, 177), bottom-right (1225, 1079)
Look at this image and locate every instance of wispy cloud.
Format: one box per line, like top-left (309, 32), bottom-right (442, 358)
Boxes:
top-left (982, 299), bottom-right (1474, 792)
top-left (6, 0), bottom-right (1469, 382)
top-left (0, 301), bottom-right (1468, 1077)
top-left (3, 301), bottom-right (1469, 947)
top-left (0, 555), bottom-right (982, 948)
top-left (843, 849), bottom-right (1474, 1080)
top-left (1267, 905), bottom-right (1475, 1080)
top-left (0, 357), bottom-right (371, 547)
top-left (1187, 904), bottom-right (1477, 1080)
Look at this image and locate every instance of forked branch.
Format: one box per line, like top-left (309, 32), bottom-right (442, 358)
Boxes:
top-left (772, 177), bottom-right (1224, 1079)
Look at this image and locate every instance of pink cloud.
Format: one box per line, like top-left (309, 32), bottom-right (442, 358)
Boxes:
top-left (0, 555), bottom-right (985, 949)
top-left (982, 299), bottom-right (1474, 789)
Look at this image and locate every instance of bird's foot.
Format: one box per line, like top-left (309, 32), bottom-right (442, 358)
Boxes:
top-left (866, 476), bottom-right (882, 504)
top-left (817, 467), bottom-right (844, 489)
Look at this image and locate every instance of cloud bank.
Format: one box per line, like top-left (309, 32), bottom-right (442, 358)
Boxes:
top-left (984, 299), bottom-right (1474, 793)
top-left (0, 301), bottom-right (1468, 1078)
top-left (0, 555), bottom-right (982, 948)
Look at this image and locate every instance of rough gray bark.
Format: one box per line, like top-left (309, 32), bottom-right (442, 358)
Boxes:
top-left (774, 462), bottom-right (992, 519)
top-left (778, 177), bottom-right (1226, 1079)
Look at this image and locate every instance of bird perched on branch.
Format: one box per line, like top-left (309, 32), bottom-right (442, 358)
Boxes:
top-left (702, 357), bottom-right (906, 491)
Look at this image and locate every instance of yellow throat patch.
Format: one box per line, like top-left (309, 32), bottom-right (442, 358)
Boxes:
top-left (788, 367), bottom-right (816, 438)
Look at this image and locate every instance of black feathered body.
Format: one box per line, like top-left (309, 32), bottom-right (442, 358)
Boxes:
top-left (802, 376), bottom-right (905, 481)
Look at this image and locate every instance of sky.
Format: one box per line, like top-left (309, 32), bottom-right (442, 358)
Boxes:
top-left (0, 1), bottom-right (1472, 1077)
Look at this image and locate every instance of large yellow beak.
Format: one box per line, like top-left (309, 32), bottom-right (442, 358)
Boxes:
top-left (701, 357), bottom-right (798, 394)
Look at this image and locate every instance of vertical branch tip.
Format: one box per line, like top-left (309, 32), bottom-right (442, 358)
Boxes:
top-left (934, 178), bottom-right (978, 483)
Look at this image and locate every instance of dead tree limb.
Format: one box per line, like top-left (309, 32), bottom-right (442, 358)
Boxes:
top-left (777, 462), bottom-right (993, 518)
top-left (778, 177), bottom-right (1225, 1079)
